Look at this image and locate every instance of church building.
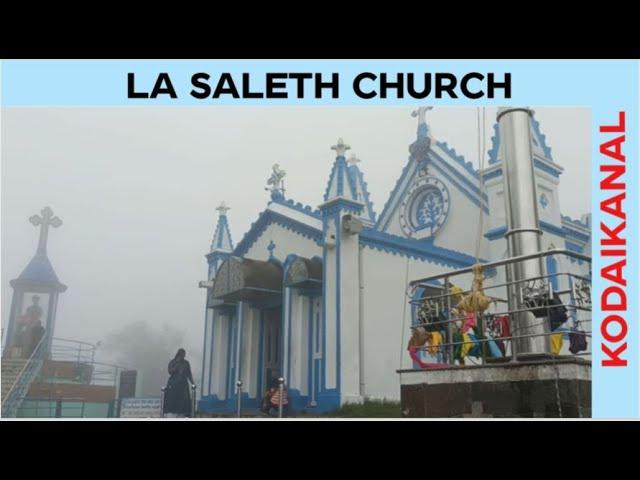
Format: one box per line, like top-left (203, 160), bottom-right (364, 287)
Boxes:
top-left (197, 109), bottom-right (591, 414)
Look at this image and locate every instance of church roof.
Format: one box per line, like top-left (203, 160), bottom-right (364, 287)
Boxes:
top-left (233, 196), bottom-right (481, 269)
top-left (11, 253), bottom-right (67, 291)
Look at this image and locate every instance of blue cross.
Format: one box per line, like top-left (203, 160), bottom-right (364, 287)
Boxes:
top-left (540, 194), bottom-right (549, 209)
top-left (267, 240), bottom-right (276, 259)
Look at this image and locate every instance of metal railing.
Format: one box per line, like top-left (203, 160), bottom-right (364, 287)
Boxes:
top-left (49, 337), bottom-right (99, 365)
top-left (1, 336), bottom-right (46, 418)
top-left (407, 249), bottom-right (592, 367)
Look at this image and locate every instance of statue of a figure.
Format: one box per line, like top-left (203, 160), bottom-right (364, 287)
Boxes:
top-left (13, 295), bottom-right (45, 358)
top-left (266, 164), bottom-right (286, 195)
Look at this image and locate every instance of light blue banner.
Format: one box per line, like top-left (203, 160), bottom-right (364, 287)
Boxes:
top-left (1, 59), bottom-right (638, 418)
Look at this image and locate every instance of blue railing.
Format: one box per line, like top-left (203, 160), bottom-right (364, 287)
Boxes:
top-left (1, 336), bottom-right (46, 418)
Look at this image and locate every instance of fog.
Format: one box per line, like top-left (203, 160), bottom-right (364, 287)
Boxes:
top-left (1, 107), bottom-right (590, 387)
top-left (102, 320), bottom-right (190, 396)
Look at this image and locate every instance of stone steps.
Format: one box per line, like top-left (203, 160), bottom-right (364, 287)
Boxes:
top-left (2, 360), bottom-right (29, 402)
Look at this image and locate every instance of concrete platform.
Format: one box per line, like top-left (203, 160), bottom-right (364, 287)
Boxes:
top-left (398, 357), bottom-right (591, 418)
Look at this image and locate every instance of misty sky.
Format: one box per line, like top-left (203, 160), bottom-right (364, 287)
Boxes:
top-left (1, 107), bottom-right (590, 364)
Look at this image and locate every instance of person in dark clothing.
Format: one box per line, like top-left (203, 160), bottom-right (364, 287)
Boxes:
top-left (164, 348), bottom-right (195, 417)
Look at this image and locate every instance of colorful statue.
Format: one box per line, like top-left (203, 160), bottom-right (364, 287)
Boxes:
top-left (456, 263), bottom-right (492, 315)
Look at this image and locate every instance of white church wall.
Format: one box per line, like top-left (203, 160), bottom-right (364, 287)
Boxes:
top-left (431, 174), bottom-right (486, 256)
top-left (359, 246), bottom-right (474, 401)
top-left (243, 223), bottom-right (321, 262)
top-left (381, 169), bottom-right (486, 258)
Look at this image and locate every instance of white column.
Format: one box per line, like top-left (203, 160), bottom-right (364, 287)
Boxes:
top-left (338, 219), bottom-right (362, 404)
top-left (323, 218), bottom-right (338, 390)
top-left (289, 291), bottom-right (308, 394)
top-left (213, 315), bottom-right (228, 399)
top-left (283, 287), bottom-right (292, 383)
top-left (201, 308), bottom-right (211, 395)
top-left (240, 306), bottom-right (261, 398)
top-left (235, 302), bottom-right (244, 387)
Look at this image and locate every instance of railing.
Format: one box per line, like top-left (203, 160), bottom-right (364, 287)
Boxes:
top-left (49, 337), bottom-right (99, 364)
top-left (46, 338), bottom-right (126, 387)
top-left (407, 249), bottom-right (591, 368)
top-left (1, 336), bottom-right (46, 418)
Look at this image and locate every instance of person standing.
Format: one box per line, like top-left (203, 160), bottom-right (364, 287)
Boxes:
top-left (164, 348), bottom-right (195, 417)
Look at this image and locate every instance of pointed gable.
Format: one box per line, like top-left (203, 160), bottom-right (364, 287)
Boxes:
top-left (376, 118), bottom-right (487, 239)
top-left (211, 202), bottom-right (234, 252)
top-left (323, 139), bottom-right (358, 202)
top-left (346, 154), bottom-right (376, 223)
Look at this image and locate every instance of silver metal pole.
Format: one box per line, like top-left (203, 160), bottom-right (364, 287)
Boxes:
top-left (236, 380), bottom-right (243, 418)
top-left (278, 377), bottom-right (285, 418)
top-left (160, 387), bottom-right (166, 418)
top-left (497, 107), bottom-right (548, 355)
top-left (445, 277), bottom-right (453, 365)
top-left (191, 384), bottom-right (197, 418)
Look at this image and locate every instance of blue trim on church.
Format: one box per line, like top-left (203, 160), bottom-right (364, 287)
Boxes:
top-left (361, 228), bottom-right (483, 269)
top-left (233, 209), bottom-right (323, 257)
top-left (485, 220), bottom-right (591, 245)
top-left (347, 164), bottom-right (377, 222)
top-left (270, 196), bottom-right (322, 219)
top-left (376, 143), bottom-right (489, 232)
top-left (488, 116), bottom-right (554, 165)
top-left (435, 141), bottom-right (481, 179)
top-left (324, 155), bottom-right (358, 202)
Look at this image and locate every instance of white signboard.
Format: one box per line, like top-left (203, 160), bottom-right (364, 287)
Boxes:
top-left (119, 397), bottom-right (162, 418)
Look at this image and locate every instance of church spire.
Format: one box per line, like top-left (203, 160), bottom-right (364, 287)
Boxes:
top-left (210, 202), bottom-right (233, 252)
top-left (323, 138), bottom-right (359, 202)
top-left (346, 153), bottom-right (376, 223)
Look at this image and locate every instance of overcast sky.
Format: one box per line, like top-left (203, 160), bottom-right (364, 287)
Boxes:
top-left (1, 107), bottom-right (590, 362)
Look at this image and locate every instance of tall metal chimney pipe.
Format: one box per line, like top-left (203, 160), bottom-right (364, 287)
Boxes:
top-left (497, 107), bottom-right (549, 355)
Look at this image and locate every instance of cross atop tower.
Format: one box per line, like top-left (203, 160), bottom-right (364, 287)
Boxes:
top-left (331, 138), bottom-right (351, 157)
top-left (29, 206), bottom-right (62, 254)
top-left (347, 153), bottom-right (360, 166)
top-left (411, 106), bottom-right (433, 125)
top-left (216, 201), bottom-right (230, 216)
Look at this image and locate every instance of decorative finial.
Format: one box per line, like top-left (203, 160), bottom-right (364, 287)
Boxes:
top-left (29, 206), bottom-right (62, 254)
top-left (347, 153), bottom-right (360, 166)
top-left (331, 138), bottom-right (351, 157)
top-left (411, 106), bottom-right (433, 125)
top-left (216, 201), bottom-right (230, 216)
top-left (266, 163), bottom-right (286, 199)
top-left (267, 240), bottom-right (276, 259)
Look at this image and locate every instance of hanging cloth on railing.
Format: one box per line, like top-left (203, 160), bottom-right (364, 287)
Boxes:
top-left (569, 328), bottom-right (588, 354)
top-left (550, 333), bottom-right (564, 355)
top-left (486, 334), bottom-right (504, 358)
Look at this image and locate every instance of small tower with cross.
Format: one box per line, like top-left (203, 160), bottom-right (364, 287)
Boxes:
top-left (4, 207), bottom-right (67, 358)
